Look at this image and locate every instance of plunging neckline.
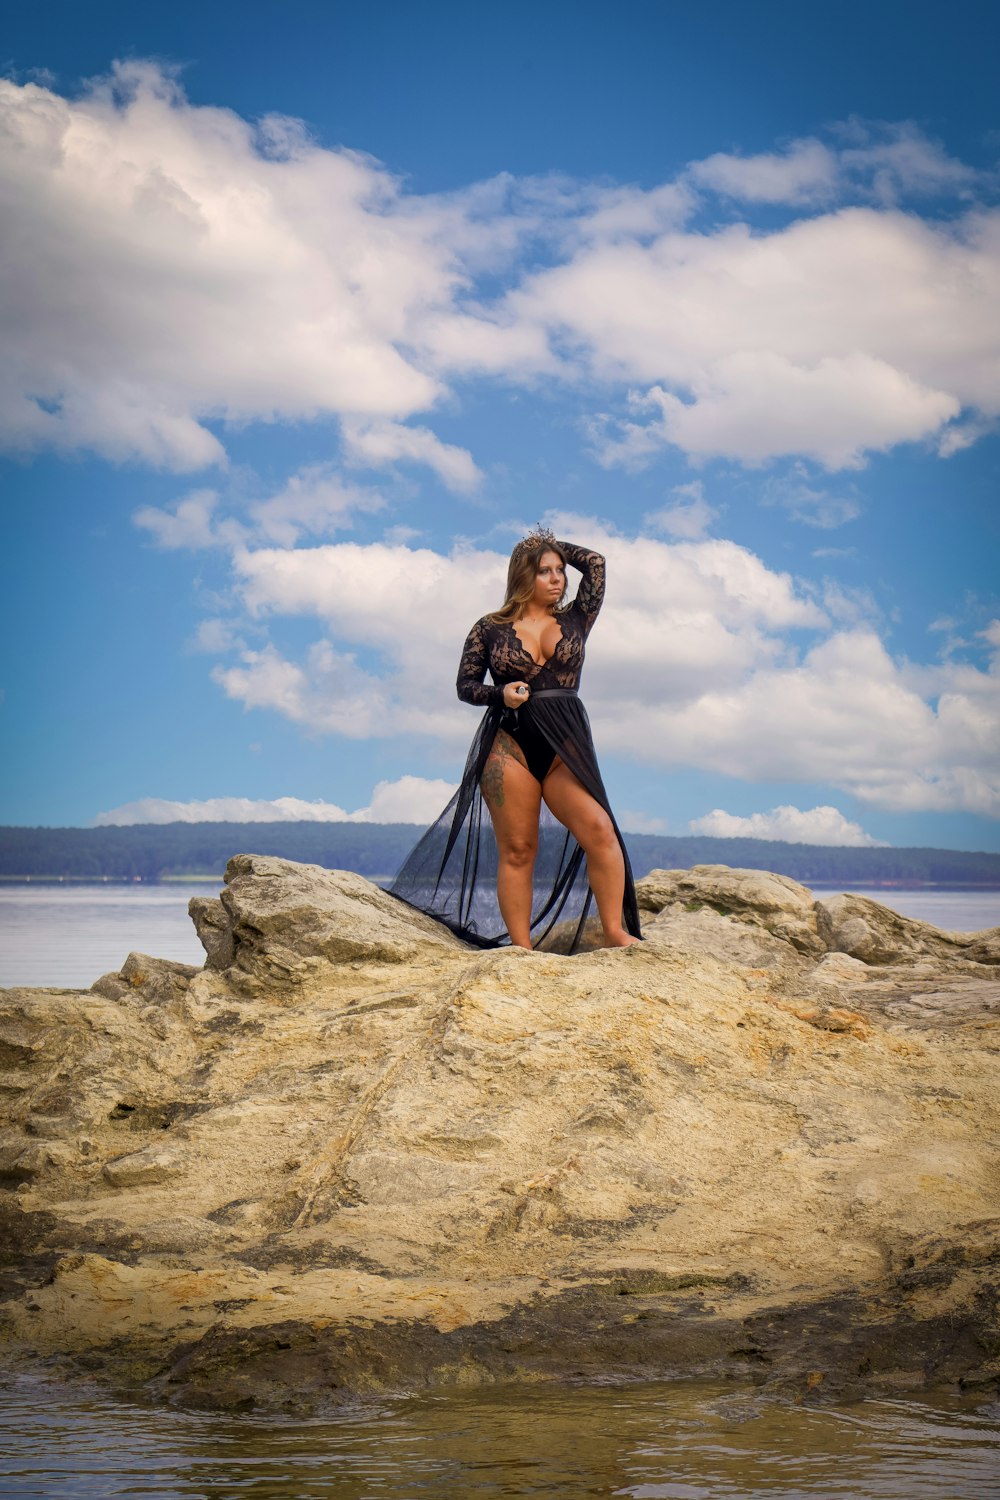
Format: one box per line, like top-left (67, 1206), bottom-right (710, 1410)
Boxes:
top-left (508, 615), bottom-right (564, 669)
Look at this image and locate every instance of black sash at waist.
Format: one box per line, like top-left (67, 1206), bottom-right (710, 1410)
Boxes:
top-left (529, 688), bottom-right (579, 699)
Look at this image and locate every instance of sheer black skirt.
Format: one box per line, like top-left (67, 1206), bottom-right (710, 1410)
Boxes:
top-left (387, 690), bottom-right (643, 953)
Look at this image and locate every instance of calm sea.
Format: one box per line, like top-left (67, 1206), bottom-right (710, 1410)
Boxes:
top-left (0, 1373), bottom-right (998, 1499)
top-left (0, 881), bottom-right (997, 991)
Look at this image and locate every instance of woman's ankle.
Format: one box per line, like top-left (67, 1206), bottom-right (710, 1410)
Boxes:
top-left (601, 925), bottom-right (639, 946)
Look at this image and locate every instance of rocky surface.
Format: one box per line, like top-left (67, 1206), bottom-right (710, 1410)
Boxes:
top-left (1, 856), bottom-right (998, 1413)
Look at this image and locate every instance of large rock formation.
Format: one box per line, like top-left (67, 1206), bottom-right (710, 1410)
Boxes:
top-left (1, 857), bottom-right (998, 1413)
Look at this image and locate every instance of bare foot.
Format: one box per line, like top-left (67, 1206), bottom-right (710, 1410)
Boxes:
top-left (601, 932), bottom-right (642, 948)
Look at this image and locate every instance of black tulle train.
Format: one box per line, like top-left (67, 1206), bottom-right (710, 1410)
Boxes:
top-left (387, 690), bottom-right (643, 953)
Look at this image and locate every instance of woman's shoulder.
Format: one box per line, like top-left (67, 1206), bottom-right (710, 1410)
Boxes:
top-left (462, 612), bottom-right (499, 643)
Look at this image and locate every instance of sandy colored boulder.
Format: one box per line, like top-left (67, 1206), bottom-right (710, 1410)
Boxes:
top-left (816, 890), bottom-right (1000, 966)
top-left (189, 854), bottom-right (464, 994)
top-left (636, 864), bottom-right (826, 955)
top-left (1, 857), bottom-right (998, 1413)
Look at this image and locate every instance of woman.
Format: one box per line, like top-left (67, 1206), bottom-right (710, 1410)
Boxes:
top-left (389, 525), bottom-right (643, 952)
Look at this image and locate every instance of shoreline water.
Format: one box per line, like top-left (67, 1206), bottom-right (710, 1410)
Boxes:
top-left (1, 879), bottom-right (998, 992)
top-left (1, 1370), bottom-right (997, 1499)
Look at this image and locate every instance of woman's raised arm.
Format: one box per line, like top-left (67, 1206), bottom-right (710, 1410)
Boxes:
top-left (555, 540), bottom-right (606, 629)
top-left (456, 617), bottom-right (505, 706)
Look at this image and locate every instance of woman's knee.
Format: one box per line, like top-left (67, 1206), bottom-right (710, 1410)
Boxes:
top-left (579, 811), bottom-right (616, 851)
top-left (499, 835), bottom-right (538, 868)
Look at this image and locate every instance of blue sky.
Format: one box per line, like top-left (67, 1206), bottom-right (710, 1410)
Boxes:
top-left (2, 0), bottom-right (998, 850)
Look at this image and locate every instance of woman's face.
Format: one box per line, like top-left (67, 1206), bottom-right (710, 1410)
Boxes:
top-left (533, 549), bottom-right (566, 609)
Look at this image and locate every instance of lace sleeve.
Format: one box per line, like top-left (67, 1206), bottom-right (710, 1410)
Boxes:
top-left (456, 617), bottom-right (505, 706)
top-left (556, 540), bottom-right (606, 629)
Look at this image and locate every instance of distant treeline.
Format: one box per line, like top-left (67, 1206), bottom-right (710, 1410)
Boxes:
top-left (2, 822), bottom-right (999, 886)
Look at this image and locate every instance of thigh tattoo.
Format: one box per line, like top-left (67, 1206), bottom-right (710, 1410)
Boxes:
top-left (481, 729), bottom-right (528, 809)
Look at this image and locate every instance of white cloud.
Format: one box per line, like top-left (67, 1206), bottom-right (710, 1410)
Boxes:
top-left (2, 67), bottom-right (997, 480)
top-left (836, 119), bottom-right (979, 202)
top-left (760, 465), bottom-right (862, 528)
top-left (93, 775), bottom-right (455, 826)
top-left (570, 180), bottom-right (696, 243)
top-left (226, 521), bottom-right (829, 737)
top-left (248, 465), bottom-right (386, 546)
top-left (517, 205), bottom-right (998, 470)
top-left (592, 354), bottom-right (959, 471)
top-left (219, 539), bottom-right (507, 750)
top-left (643, 480), bottom-right (720, 540)
top-left (103, 501), bottom-right (1000, 818)
top-left (619, 809), bottom-right (670, 834)
top-left (135, 463), bottom-right (385, 550)
top-left (937, 418), bottom-right (994, 457)
top-left (595, 622), bottom-right (1000, 817)
top-left (362, 774), bottom-right (457, 822)
top-left (340, 417), bottom-right (482, 493)
top-left (686, 122), bottom-right (977, 208)
top-left (688, 804), bottom-right (888, 847)
top-left (134, 488), bottom-right (226, 549)
top-left (812, 579), bottom-right (882, 629)
top-left (689, 138), bottom-right (839, 205)
top-left (190, 617), bottom-right (246, 653)
top-left (211, 641), bottom-right (392, 740)
top-left (0, 63), bottom-right (452, 469)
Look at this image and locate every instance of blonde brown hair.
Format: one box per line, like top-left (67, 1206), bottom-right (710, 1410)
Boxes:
top-left (485, 529), bottom-right (567, 625)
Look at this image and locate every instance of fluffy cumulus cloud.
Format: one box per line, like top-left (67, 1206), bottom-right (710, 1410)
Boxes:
top-left (688, 804), bottom-right (887, 847)
top-left (600, 622), bottom-right (1000, 817)
top-left (219, 537), bottom-right (510, 749)
top-left (94, 775), bottom-right (455, 826)
top-left (183, 515), bottom-right (1000, 818)
top-left (533, 209), bottom-right (996, 469)
top-left (1, 64), bottom-right (997, 477)
top-left (0, 63), bottom-right (459, 469)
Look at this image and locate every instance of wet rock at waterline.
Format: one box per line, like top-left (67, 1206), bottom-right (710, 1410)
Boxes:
top-left (1, 856), bottom-right (998, 1412)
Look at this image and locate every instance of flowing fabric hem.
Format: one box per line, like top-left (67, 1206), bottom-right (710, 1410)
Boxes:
top-left (387, 696), bottom-right (642, 954)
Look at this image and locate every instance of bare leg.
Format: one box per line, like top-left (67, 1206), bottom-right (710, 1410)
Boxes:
top-left (480, 729), bottom-right (542, 949)
top-left (541, 761), bottom-right (640, 947)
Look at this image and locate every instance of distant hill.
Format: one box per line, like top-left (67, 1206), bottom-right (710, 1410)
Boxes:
top-left (1, 822), bottom-right (999, 886)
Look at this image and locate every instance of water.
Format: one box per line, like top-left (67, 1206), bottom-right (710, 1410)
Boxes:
top-left (0, 884), bottom-right (997, 991)
top-left (807, 886), bottom-right (1000, 933)
top-left (0, 882), bottom-right (221, 988)
top-left (0, 1374), bottom-right (998, 1499)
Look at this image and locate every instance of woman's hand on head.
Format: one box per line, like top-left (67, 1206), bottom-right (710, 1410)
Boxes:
top-left (503, 681), bottom-right (531, 709)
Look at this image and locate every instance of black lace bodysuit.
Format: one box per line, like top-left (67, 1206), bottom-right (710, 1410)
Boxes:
top-left (455, 541), bottom-right (606, 782)
top-left (388, 540), bottom-right (642, 952)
